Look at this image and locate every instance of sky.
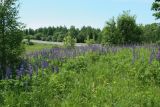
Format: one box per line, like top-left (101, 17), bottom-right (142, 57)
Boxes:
top-left (18, 0), bottom-right (156, 29)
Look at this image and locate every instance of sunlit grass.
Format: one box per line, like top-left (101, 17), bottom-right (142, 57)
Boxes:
top-left (25, 43), bottom-right (55, 52)
top-left (1, 46), bottom-right (160, 106)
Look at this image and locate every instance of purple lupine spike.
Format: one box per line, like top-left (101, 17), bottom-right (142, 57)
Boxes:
top-left (41, 61), bottom-right (49, 69)
top-left (41, 61), bottom-right (45, 69)
top-left (156, 48), bottom-right (160, 61)
top-left (41, 61), bottom-right (49, 77)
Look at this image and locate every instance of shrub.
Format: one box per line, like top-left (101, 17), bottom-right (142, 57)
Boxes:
top-left (156, 40), bottom-right (160, 46)
top-left (63, 56), bottom-right (88, 73)
top-left (63, 35), bottom-right (76, 48)
top-left (34, 33), bottom-right (43, 40)
top-left (85, 39), bottom-right (95, 45)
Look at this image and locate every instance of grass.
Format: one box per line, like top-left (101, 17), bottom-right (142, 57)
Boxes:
top-left (25, 43), bottom-right (55, 52)
top-left (1, 46), bottom-right (160, 107)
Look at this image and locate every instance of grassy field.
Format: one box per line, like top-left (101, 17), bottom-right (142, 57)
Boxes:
top-left (25, 43), bottom-right (55, 52)
top-left (1, 45), bottom-right (160, 107)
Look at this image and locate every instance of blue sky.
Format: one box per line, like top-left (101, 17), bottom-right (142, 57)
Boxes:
top-left (19, 0), bottom-right (156, 29)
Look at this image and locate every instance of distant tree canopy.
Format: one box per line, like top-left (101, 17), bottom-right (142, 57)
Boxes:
top-left (102, 11), bottom-right (143, 45)
top-left (141, 23), bottom-right (160, 43)
top-left (24, 26), bottom-right (101, 43)
top-left (24, 22), bottom-right (160, 45)
top-left (0, 0), bottom-right (24, 79)
top-left (101, 17), bottom-right (119, 44)
top-left (23, 10), bottom-right (160, 45)
top-left (152, 0), bottom-right (160, 19)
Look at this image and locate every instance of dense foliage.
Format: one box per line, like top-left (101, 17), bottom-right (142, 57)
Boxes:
top-left (102, 11), bottom-right (143, 45)
top-left (24, 26), bottom-right (101, 43)
top-left (24, 14), bottom-right (160, 45)
top-left (1, 45), bottom-right (160, 106)
top-left (63, 34), bottom-right (76, 48)
top-left (0, 0), bottom-right (24, 79)
top-left (101, 17), bottom-right (119, 45)
top-left (1, 0), bottom-right (160, 106)
top-left (152, 0), bottom-right (160, 19)
top-left (141, 23), bottom-right (160, 43)
top-left (117, 11), bottom-right (142, 44)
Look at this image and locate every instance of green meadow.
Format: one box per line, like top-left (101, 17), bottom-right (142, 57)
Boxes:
top-left (1, 44), bottom-right (160, 107)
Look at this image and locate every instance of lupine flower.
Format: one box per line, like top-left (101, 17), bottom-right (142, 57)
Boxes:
top-left (9, 44), bottom-right (159, 80)
top-left (156, 48), bottom-right (160, 61)
top-left (41, 61), bottom-right (49, 69)
top-left (41, 61), bottom-right (49, 77)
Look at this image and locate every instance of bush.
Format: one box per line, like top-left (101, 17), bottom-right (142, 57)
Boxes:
top-left (63, 56), bottom-right (88, 73)
top-left (117, 11), bottom-right (142, 44)
top-left (85, 39), bottom-right (95, 45)
top-left (156, 40), bottom-right (160, 46)
top-left (34, 33), bottom-right (43, 40)
top-left (63, 35), bottom-right (76, 48)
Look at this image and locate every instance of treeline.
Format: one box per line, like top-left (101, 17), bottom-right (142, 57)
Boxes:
top-left (24, 11), bottom-right (160, 44)
top-left (142, 23), bottom-right (160, 43)
top-left (23, 26), bottom-right (101, 43)
top-left (101, 11), bottom-right (160, 45)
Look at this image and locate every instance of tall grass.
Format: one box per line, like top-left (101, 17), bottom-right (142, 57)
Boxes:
top-left (1, 45), bottom-right (160, 107)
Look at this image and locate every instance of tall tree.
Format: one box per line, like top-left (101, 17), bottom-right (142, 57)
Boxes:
top-left (0, 0), bottom-right (24, 79)
top-left (152, 0), bottom-right (160, 19)
top-left (28, 28), bottom-right (35, 35)
top-left (142, 23), bottom-right (160, 43)
top-left (117, 11), bottom-right (142, 44)
top-left (102, 17), bottom-right (119, 44)
top-left (68, 26), bottom-right (78, 38)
